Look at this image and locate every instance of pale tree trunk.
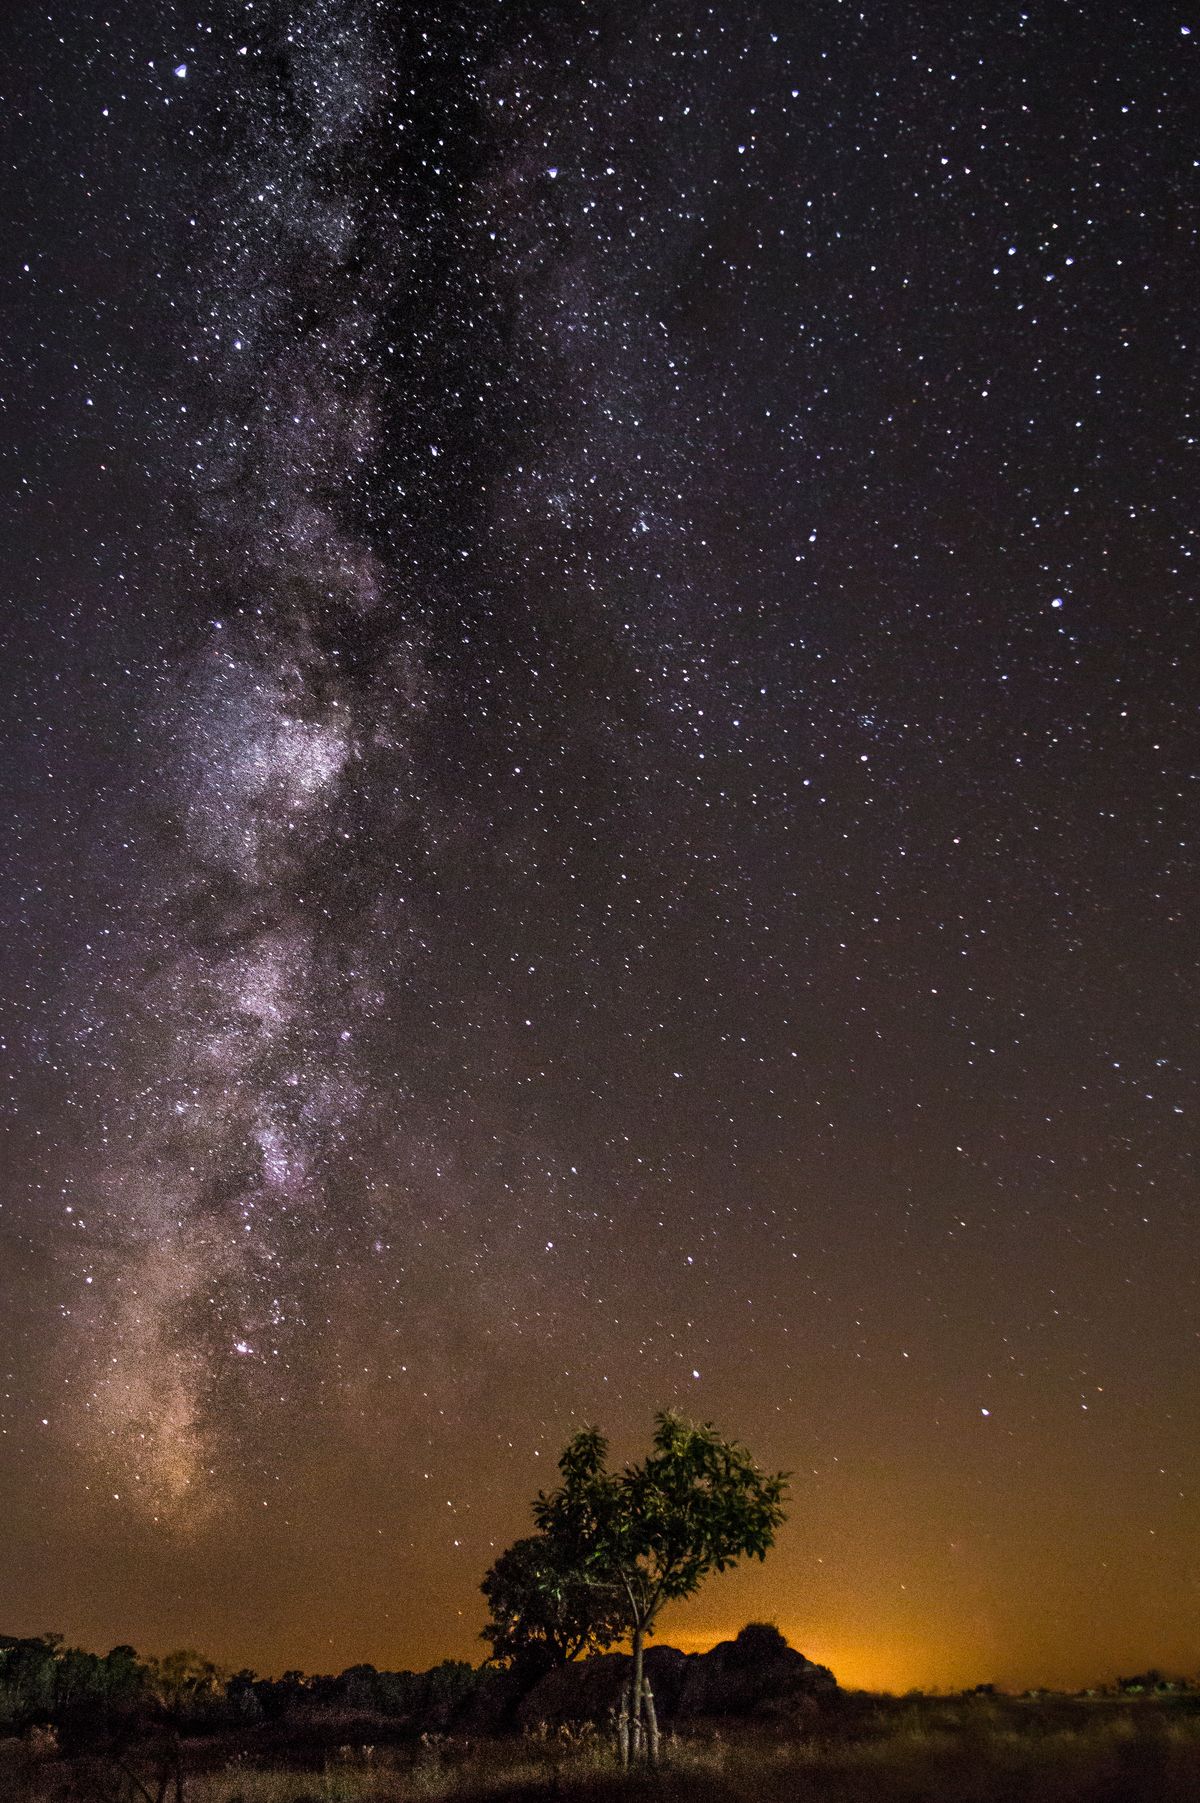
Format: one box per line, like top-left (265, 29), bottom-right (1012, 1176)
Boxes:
top-left (630, 1625), bottom-right (645, 1762)
top-left (643, 1677), bottom-right (660, 1766)
top-left (617, 1679), bottom-right (631, 1769)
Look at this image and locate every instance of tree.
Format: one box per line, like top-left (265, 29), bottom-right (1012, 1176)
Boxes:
top-left (0, 1637), bottom-right (57, 1729)
top-left (480, 1533), bottom-right (625, 1676)
top-left (101, 1645), bottom-right (150, 1708)
top-left (144, 1649), bottom-right (227, 1719)
top-left (532, 1412), bottom-right (788, 1764)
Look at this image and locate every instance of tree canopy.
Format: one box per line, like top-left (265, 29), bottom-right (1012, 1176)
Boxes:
top-left (479, 1532), bottom-right (625, 1675)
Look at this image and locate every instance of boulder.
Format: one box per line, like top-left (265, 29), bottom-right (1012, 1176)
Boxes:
top-left (677, 1626), bottom-right (836, 1722)
top-left (518, 1653), bottom-right (628, 1731)
top-left (517, 1625), bottom-right (836, 1732)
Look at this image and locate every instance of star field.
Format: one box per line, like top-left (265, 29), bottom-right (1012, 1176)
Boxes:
top-left (0, 1), bottom-right (1196, 1691)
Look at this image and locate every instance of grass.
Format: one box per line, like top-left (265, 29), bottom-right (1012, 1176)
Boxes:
top-left (5, 1697), bottom-right (1200, 1803)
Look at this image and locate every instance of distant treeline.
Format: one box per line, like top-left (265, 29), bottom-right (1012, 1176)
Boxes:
top-left (0, 1634), bottom-right (506, 1744)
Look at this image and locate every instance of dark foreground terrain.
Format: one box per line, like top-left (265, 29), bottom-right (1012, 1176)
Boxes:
top-left (5, 1695), bottom-right (1200, 1803)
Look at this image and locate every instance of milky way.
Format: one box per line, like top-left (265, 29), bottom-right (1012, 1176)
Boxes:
top-left (72, 1), bottom-right (424, 1506)
top-left (2, 1), bottom-right (1196, 1688)
top-left (69, 0), bottom-right (711, 1509)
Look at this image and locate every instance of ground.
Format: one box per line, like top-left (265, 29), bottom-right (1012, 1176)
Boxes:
top-left (4, 1695), bottom-right (1200, 1803)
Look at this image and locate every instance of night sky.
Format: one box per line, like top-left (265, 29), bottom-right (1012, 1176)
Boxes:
top-left (1, 0), bottom-right (1196, 1694)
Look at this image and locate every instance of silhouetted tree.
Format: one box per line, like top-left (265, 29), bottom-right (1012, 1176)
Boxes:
top-left (480, 1532), bottom-right (625, 1676)
top-left (225, 1667), bottom-right (262, 1723)
top-left (0, 1635), bottom-right (63, 1727)
top-left (145, 1648), bottom-right (227, 1721)
top-left (101, 1645), bottom-right (150, 1708)
top-left (532, 1412), bottom-right (788, 1764)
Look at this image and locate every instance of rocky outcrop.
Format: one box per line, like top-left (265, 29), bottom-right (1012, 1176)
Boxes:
top-left (518, 1624), bottom-right (836, 1731)
top-left (676, 1625), bottom-right (836, 1723)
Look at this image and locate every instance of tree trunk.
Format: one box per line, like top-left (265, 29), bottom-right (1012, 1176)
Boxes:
top-left (630, 1626), bottom-right (645, 1763)
top-left (643, 1677), bottom-right (660, 1767)
top-left (617, 1679), bottom-right (631, 1769)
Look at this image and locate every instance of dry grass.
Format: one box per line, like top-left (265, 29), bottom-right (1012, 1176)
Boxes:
top-left (4, 1699), bottom-right (1200, 1803)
